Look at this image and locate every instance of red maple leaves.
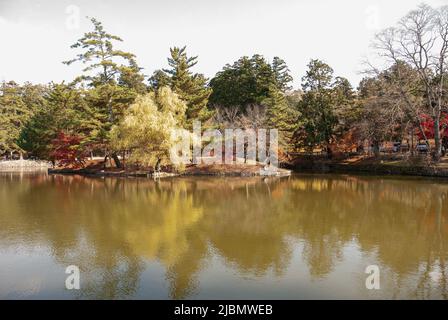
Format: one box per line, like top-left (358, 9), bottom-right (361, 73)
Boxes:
top-left (50, 131), bottom-right (86, 168)
top-left (416, 113), bottom-right (448, 140)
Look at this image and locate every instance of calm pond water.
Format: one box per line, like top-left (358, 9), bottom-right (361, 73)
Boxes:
top-left (0, 172), bottom-right (447, 299)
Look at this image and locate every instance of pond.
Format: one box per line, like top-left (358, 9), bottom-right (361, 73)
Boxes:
top-left (0, 172), bottom-right (447, 299)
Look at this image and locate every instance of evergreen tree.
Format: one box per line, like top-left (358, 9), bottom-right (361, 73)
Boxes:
top-left (272, 57), bottom-right (293, 92)
top-left (296, 59), bottom-right (337, 154)
top-left (0, 82), bottom-right (28, 155)
top-left (152, 46), bottom-right (213, 128)
top-left (64, 17), bottom-right (146, 167)
top-left (252, 54), bottom-right (275, 100)
top-left (263, 84), bottom-right (299, 151)
top-left (209, 55), bottom-right (275, 110)
top-left (0, 81), bottom-right (45, 157)
top-left (18, 83), bottom-right (100, 159)
top-left (302, 59), bottom-right (333, 91)
top-left (209, 55), bottom-right (292, 111)
top-left (332, 76), bottom-right (358, 138)
top-left (18, 106), bottom-right (54, 159)
top-left (64, 17), bottom-right (145, 90)
top-left (148, 69), bottom-right (170, 91)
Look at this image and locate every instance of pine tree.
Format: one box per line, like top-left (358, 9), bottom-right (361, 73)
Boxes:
top-left (64, 17), bottom-right (145, 89)
top-left (160, 46), bottom-right (213, 128)
top-left (18, 106), bottom-right (54, 159)
top-left (209, 54), bottom-right (281, 111)
top-left (0, 81), bottom-right (44, 157)
top-left (64, 17), bottom-right (146, 167)
top-left (148, 70), bottom-right (170, 91)
top-left (296, 59), bottom-right (338, 155)
top-left (264, 84), bottom-right (299, 150)
top-left (272, 57), bottom-right (293, 92)
top-left (332, 76), bottom-right (358, 139)
top-left (18, 83), bottom-right (100, 159)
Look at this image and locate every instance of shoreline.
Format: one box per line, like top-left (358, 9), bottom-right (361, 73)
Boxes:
top-left (7, 155), bottom-right (447, 179)
top-left (285, 154), bottom-right (448, 178)
top-left (286, 163), bottom-right (448, 178)
top-left (47, 164), bottom-right (292, 178)
top-left (46, 164), bottom-right (448, 179)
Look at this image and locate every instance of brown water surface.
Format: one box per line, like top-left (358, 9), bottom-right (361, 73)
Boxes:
top-left (0, 172), bottom-right (447, 299)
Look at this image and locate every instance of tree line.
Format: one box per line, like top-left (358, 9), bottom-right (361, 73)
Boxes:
top-left (0, 4), bottom-right (447, 168)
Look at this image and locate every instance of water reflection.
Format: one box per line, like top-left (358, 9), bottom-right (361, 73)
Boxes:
top-left (0, 173), bottom-right (447, 299)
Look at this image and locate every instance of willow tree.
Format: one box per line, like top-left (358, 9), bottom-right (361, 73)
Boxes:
top-left (110, 87), bottom-right (187, 168)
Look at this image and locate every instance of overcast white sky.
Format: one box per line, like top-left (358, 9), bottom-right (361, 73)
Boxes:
top-left (0, 0), bottom-right (446, 89)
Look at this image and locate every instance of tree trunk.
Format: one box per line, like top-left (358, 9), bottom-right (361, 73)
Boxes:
top-left (416, 120), bottom-right (429, 148)
top-left (433, 107), bottom-right (442, 161)
top-left (373, 141), bottom-right (380, 157)
top-left (112, 153), bottom-right (122, 168)
top-left (103, 155), bottom-right (108, 170)
top-left (326, 143), bottom-right (333, 159)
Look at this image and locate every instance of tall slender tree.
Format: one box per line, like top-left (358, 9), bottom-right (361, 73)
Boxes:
top-left (63, 17), bottom-right (145, 89)
top-left (272, 57), bottom-right (293, 92)
top-left (296, 59), bottom-right (338, 155)
top-left (150, 46), bottom-right (213, 128)
top-left (264, 84), bottom-right (299, 151)
top-left (64, 17), bottom-right (146, 167)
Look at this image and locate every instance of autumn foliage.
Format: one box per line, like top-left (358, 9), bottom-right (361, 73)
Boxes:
top-left (416, 113), bottom-right (448, 140)
top-left (50, 131), bottom-right (86, 168)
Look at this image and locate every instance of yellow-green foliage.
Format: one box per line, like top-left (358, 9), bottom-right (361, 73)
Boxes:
top-left (110, 87), bottom-right (187, 167)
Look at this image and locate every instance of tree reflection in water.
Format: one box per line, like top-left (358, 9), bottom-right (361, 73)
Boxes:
top-left (0, 173), bottom-right (447, 299)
